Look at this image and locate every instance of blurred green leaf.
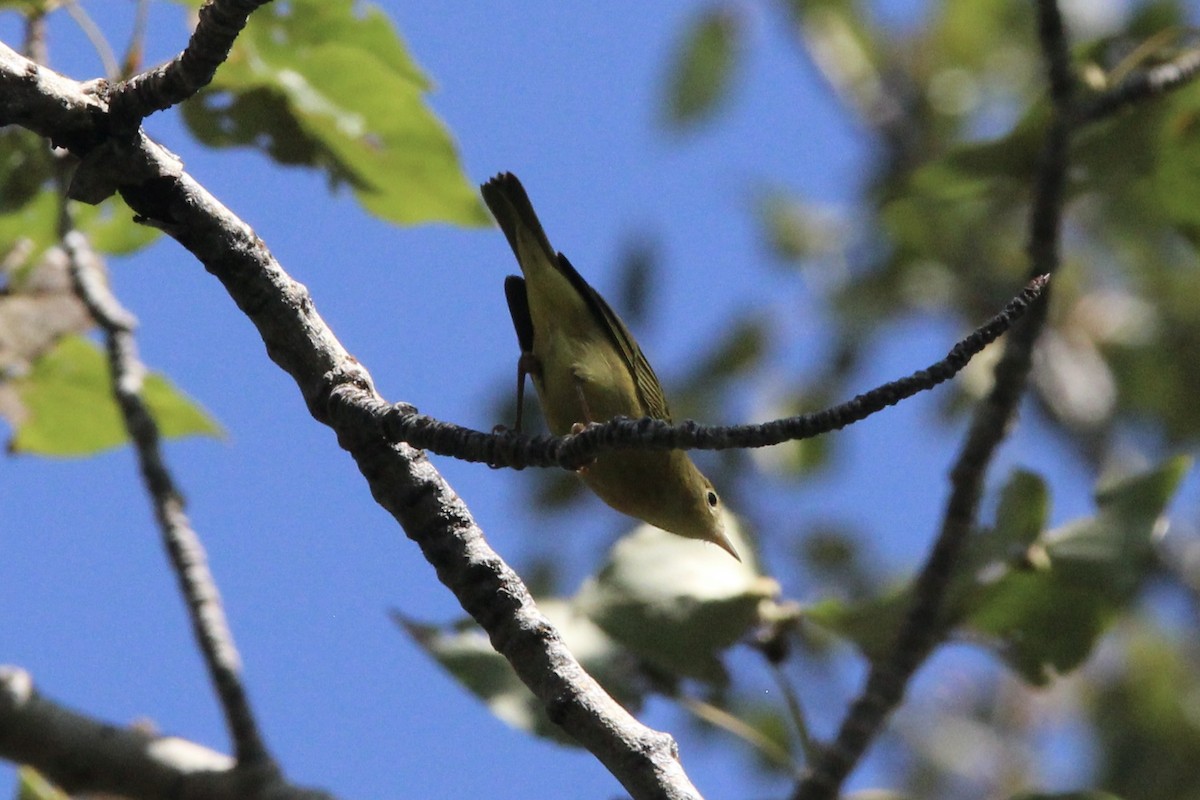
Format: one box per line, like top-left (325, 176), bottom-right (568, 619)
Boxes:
top-left (988, 469), bottom-right (1050, 557)
top-left (16, 767), bottom-right (69, 800)
top-left (747, 387), bottom-right (834, 479)
top-left (782, 0), bottom-right (890, 128)
top-left (1091, 625), bottom-right (1200, 800)
top-left (674, 315), bottom-right (769, 421)
top-left (0, 191), bottom-right (155, 284)
top-left (737, 704), bottom-right (797, 772)
top-left (807, 460), bottom-right (1190, 680)
top-left (967, 457), bottom-right (1191, 684)
top-left (0, 191), bottom-right (59, 281)
top-left (74, 196), bottom-right (160, 256)
top-left (663, 7), bottom-right (741, 128)
top-left (0, 129), bottom-right (53, 214)
top-left (575, 514), bottom-right (777, 683)
top-left (394, 599), bottom-right (643, 745)
top-left (925, 0), bottom-right (1035, 70)
top-left (1007, 793), bottom-right (1123, 800)
top-left (805, 589), bottom-right (909, 664)
top-left (757, 191), bottom-right (849, 266)
top-left (8, 335), bottom-right (223, 456)
top-left (182, 0), bottom-right (486, 226)
top-left (692, 316), bottom-right (768, 383)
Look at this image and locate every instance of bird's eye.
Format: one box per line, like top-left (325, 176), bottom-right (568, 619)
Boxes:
top-left (706, 490), bottom-right (719, 508)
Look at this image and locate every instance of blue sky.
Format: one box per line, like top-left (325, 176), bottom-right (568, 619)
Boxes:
top-left (4, 2), bottom-right (1192, 799)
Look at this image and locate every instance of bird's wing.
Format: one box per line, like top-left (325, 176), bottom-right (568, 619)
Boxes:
top-left (556, 253), bottom-right (672, 422)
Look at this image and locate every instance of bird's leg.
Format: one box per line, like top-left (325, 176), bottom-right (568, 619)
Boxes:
top-left (512, 351), bottom-right (542, 433)
top-left (569, 375), bottom-right (598, 474)
top-left (489, 352), bottom-right (540, 469)
top-left (570, 372), bottom-right (594, 433)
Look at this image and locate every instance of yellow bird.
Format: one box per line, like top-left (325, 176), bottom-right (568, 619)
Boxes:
top-left (482, 173), bottom-right (738, 560)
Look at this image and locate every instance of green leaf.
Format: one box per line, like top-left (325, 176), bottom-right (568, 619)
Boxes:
top-left (926, 0), bottom-right (1035, 70)
top-left (74, 196), bottom-right (160, 256)
top-left (16, 767), bottom-right (69, 800)
top-left (574, 513), bottom-right (778, 683)
top-left (1150, 78), bottom-right (1200, 233)
top-left (182, 0), bottom-right (487, 227)
top-left (0, 191), bottom-right (156, 285)
top-left (0, 129), bottom-right (53, 214)
top-left (805, 590), bottom-right (909, 665)
top-left (673, 315), bottom-right (770, 422)
top-left (8, 335), bottom-right (223, 456)
top-left (142, 370), bottom-right (224, 442)
top-left (1091, 625), bottom-right (1200, 798)
top-left (967, 457), bottom-right (1191, 684)
top-left (757, 191), bottom-right (849, 266)
top-left (393, 599), bottom-right (643, 745)
top-left (989, 469), bottom-right (1050, 555)
top-left (950, 468), bottom-right (1051, 605)
top-left (0, 191), bottom-right (60, 281)
top-left (663, 8), bottom-right (741, 128)
top-left (807, 461), bottom-right (1190, 681)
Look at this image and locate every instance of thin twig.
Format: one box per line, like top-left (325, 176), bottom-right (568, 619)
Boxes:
top-left (107, 0), bottom-right (271, 128)
top-left (768, 661), bottom-right (818, 765)
top-left (679, 695), bottom-right (799, 774)
top-left (373, 276), bottom-right (1048, 471)
top-left (790, 3), bottom-right (1073, 798)
top-left (22, 8), bottom-right (46, 65)
top-left (121, 0), bottom-right (151, 78)
top-left (55, 166), bottom-right (272, 769)
top-left (63, 0), bottom-right (120, 81)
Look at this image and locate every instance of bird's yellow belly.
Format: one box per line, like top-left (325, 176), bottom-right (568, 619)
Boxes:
top-left (532, 325), bottom-right (642, 434)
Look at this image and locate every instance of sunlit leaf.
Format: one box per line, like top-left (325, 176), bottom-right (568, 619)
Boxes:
top-left (0, 191), bottom-right (60, 280)
top-left (757, 191), bottom-right (850, 266)
top-left (8, 335), bottom-right (223, 456)
top-left (575, 513), bottom-right (778, 683)
top-left (182, 0), bottom-right (486, 226)
top-left (16, 767), bottom-right (69, 800)
top-left (0, 190), bottom-right (155, 285)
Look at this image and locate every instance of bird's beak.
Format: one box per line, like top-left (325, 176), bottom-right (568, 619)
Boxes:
top-left (712, 529), bottom-right (741, 562)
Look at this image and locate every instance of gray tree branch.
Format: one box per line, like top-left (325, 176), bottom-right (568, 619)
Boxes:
top-left (0, 40), bottom-right (703, 800)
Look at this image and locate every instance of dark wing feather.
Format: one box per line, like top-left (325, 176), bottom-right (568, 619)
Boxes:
top-left (482, 172), bottom-right (672, 422)
top-left (504, 275), bottom-right (534, 353)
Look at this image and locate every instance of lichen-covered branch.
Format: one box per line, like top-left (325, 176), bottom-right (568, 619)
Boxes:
top-left (0, 667), bottom-right (333, 800)
top-left (61, 224), bottom-right (271, 769)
